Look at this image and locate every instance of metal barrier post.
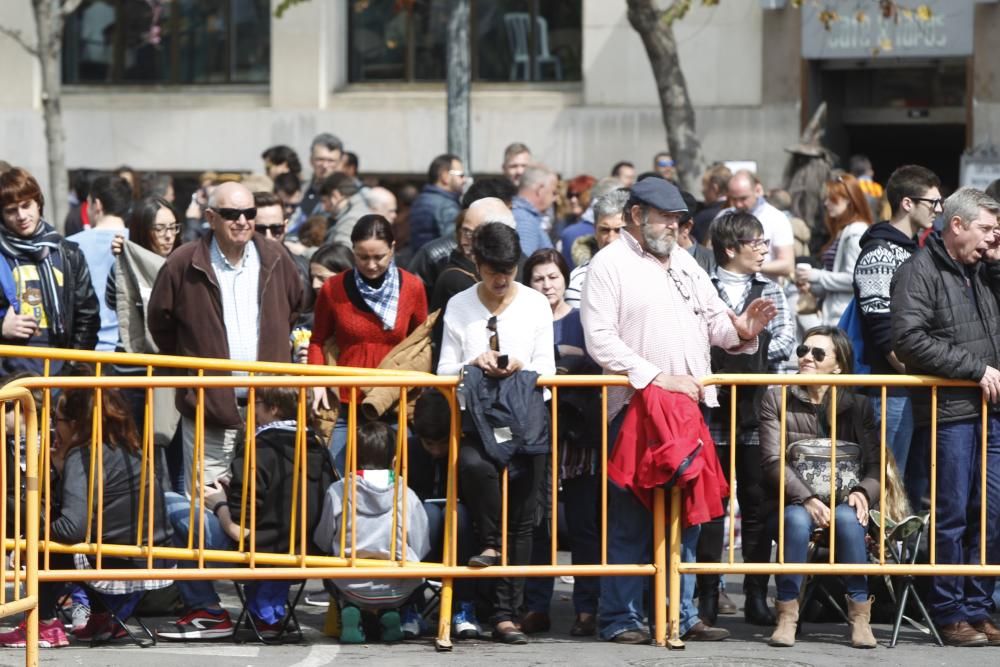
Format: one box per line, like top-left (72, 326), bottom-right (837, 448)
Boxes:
top-left (652, 487), bottom-right (667, 647)
top-left (23, 395), bottom-right (39, 667)
top-left (667, 486), bottom-right (684, 649)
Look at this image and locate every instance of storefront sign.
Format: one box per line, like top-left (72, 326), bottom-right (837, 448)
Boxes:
top-left (802, 1), bottom-right (975, 59)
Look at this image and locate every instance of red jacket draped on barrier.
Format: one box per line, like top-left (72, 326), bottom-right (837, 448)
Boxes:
top-left (608, 385), bottom-right (729, 528)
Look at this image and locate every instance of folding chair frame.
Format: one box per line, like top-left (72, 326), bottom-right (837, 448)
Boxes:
top-left (878, 515), bottom-right (944, 648)
top-left (232, 579), bottom-right (307, 644)
top-left (79, 586), bottom-right (157, 648)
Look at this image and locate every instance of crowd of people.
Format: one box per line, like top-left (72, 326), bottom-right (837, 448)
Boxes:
top-left (1, 138), bottom-right (1000, 652)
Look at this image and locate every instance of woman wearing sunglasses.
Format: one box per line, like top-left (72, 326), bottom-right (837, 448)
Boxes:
top-left (437, 222), bottom-right (556, 644)
top-left (795, 174), bottom-right (874, 328)
top-left (308, 214), bottom-right (428, 475)
top-left (759, 325), bottom-right (881, 649)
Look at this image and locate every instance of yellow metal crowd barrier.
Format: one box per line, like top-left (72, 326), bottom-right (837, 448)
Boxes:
top-left (1, 358), bottom-right (997, 661)
top-left (0, 387), bottom-right (40, 667)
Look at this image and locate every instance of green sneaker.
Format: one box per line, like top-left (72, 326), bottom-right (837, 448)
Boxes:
top-left (339, 605), bottom-right (365, 644)
top-left (379, 610), bottom-right (403, 643)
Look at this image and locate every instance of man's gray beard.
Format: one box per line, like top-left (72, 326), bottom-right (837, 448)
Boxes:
top-left (642, 225), bottom-right (676, 258)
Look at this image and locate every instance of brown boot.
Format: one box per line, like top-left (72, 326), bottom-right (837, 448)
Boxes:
top-left (846, 596), bottom-right (877, 649)
top-left (768, 599), bottom-right (798, 647)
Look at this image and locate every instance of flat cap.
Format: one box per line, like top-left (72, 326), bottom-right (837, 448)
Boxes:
top-left (629, 177), bottom-right (688, 213)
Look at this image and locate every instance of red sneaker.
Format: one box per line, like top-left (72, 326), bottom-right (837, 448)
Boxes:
top-left (157, 608), bottom-right (234, 640)
top-left (73, 612), bottom-right (127, 642)
top-left (0, 618), bottom-right (69, 648)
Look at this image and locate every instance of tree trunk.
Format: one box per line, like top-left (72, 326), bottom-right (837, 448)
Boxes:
top-left (34, 0), bottom-right (68, 233)
top-left (626, 0), bottom-right (706, 194)
top-left (446, 0), bottom-right (471, 169)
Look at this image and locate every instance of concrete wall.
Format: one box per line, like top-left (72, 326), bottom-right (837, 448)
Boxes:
top-left (972, 2), bottom-right (1000, 148)
top-left (0, 0), bottom-right (800, 201)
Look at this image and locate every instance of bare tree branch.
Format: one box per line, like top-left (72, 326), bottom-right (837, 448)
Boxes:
top-left (0, 25), bottom-right (40, 58)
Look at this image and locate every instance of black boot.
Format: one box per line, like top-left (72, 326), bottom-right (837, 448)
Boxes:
top-left (698, 589), bottom-right (720, 627)
top-left (743, 575), bottom-right (776, 626)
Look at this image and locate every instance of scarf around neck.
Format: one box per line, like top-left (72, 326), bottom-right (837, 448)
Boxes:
top-left (0, 219), bottom-right (66, 341)
top-left (353, 261), bottom-right (400, 331)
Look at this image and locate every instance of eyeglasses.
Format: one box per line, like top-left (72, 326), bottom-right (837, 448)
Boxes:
top-left (487, 315), bottom-right (499, 352)
top-left (255, 223), bottom-right (286, 236)
top-left (656, 158), bottom-right (676, 168)
top-left (738, 238), bottom-right (771, 251)
top-left (152, 223), bottom-right (180, 236)
top-left (796, 344), bottom-right (828, 362)
top-left (911, 196), bottom-right (943, 210)
top-left (459, 227), bottom-right (476, 238)
top-left (212, 207), bottom-right (257, 221)
top-left (448, 169), bottom-right (466, 179)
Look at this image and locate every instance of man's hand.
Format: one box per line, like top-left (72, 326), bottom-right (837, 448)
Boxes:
top-left (1, 306), bottom-right (39, 340)
top-left (804, 497), bottom-right (831, 528)
top-left (981, 366), bottom-right (1000, 403)
top-left (729, 298), bottom-right (778, 341)
top-left (651, 373), bottom-right (702, 403)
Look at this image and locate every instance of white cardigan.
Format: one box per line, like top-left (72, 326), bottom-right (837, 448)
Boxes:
top-left (809, 221), bottom-right (869, 326)
top-left (437, 283), bottom-right (556, 377)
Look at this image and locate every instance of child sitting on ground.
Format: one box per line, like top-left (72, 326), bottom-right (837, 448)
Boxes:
top-left (314, 421), bottom-right (430, 644)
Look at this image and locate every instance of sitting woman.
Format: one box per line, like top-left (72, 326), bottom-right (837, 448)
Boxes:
top-left (759, 325), bottom-right (880, 650)
top-left (0, 385), bottom-right (172, 648)
top-left (437, 222), bottom-right (555, 645)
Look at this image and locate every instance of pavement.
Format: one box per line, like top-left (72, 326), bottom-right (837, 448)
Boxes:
top-left (1, 572), bottom-right (998, 667)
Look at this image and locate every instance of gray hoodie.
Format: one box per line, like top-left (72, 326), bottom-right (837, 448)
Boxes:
top-left (315, 472), bottom-right (430, 608)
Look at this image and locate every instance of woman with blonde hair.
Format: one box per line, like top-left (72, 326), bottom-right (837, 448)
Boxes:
top-left (795, 173), bottom-right (874, 327)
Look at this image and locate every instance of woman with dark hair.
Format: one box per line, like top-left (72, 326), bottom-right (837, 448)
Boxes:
top-left (795, 174), bottom-right (874, 327)
top-left (308, 243), bottom-right (354, 292)
top-left (0, 385), bottom-right (172, 648)
top-left (759, 325), bottom-right (880, 649)
top-left (520, 247), bottom-right (602, 637)
top-left (308, 214), bottom-right (428, 473)
top-left (437, 223), bottom-right (556, 644)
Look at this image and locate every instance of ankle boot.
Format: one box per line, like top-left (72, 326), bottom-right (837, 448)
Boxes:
top-left (846, 596), bottom-right (877, 649)
top-left (768, 599), bottom-right (798, 647)
top-left (743, 576), bottom-right (776, 626)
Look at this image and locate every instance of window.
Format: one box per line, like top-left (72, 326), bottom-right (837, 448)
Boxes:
top-left (62, 0), bottom-right (270, 85)
top-left (348, 0), bottom-right (582, 84)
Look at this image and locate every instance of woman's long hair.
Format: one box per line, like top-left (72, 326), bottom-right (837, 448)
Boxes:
top-left (57, 387), bottom-right (141, 455)
top-left (128, 196), bottom-right (180, 255)
top-left (882, 453), bottom-right (912, 523)
top-left (822, 173), bottom-right (873, 254)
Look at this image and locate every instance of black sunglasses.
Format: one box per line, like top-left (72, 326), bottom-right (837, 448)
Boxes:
top-left (796, 344), bottom-right (827, 362)
top-left (255, 223), bottom-right (285, 235)
top-left (213, 207), bottom-right (257, 221)
top-left (487, 315), bottom-right (499, 352)
top-left (910, 196), bottom-right (943, 210)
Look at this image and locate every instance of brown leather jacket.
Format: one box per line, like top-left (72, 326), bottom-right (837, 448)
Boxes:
top-left (147, 233), bottom-right (304, 428)
top-left (759, 384), bottom-right (882, 518)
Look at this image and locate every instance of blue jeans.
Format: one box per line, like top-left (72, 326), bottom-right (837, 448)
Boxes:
top-left (870, 393), bottom-right (914, 474)
top-left (928, 416), bottom-right (1000, 626)
top-left (767, 503), bottom-right (869, 602)
top-left (165, 492), bottom-right (291, 624)
top-left (598, 409), bottom-right (700, 640)
top-left (329, 415), bottom-right (349, 477)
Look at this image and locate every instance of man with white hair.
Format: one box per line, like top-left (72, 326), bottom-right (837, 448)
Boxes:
top-left (364, 186), bottom-right (398, 224)
top-left (512, 165), bottom-right (556, 256)
top-left (430, 197), bottom-right (515, 312)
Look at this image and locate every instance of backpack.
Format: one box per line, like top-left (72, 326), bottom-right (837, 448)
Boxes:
top-left (837, 297), bottom-right (870, 374)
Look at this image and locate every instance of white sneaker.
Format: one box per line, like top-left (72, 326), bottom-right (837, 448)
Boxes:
top-left (70, 602), bottom-right (91, 633)
top-left (401, 607), bottom-right (423, 639)
top-left (452, 602), bottom-right (481, 639)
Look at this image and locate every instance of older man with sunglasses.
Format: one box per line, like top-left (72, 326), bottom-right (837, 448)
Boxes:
top-left (149, 181), bottom-right (304, 496)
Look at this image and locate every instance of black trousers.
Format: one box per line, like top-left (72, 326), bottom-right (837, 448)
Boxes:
top-left (458, 437), bottom-right (544, 623)
top-left (696, 442), bottom-right (770, 595)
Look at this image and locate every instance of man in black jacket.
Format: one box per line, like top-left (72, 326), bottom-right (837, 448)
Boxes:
top-left (0, 167), bottom-right (99, 375)
top-left (890, 187), bottom-right (1000, 648)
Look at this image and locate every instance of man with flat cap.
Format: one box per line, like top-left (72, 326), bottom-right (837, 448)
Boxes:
top-left (581, 176), bottom-right (776, 644)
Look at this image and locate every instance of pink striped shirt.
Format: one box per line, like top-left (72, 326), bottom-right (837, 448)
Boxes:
top-left (581, 230), bottom-right (754, 419)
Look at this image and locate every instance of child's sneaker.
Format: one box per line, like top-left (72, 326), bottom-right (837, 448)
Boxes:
top-left (0, 618), bottom-right (69, 648)
top-left (400, 606), bottom-right (423, 639)
top-left (73, 612), bottom-right (127, 642)
top-left (253, 617), bottom-right (283, 641)
top-left (452, 601), bottom-right (481, 639)
top-left (69, 602), bottom-right (90, 633)
top-left (379, 609), bottom-right (403, 643)
top-left (339, 605), bottom-right (365, 644)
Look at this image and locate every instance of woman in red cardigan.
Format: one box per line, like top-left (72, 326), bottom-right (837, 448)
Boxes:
top-left (308, 214), bottom-right (427, 474)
